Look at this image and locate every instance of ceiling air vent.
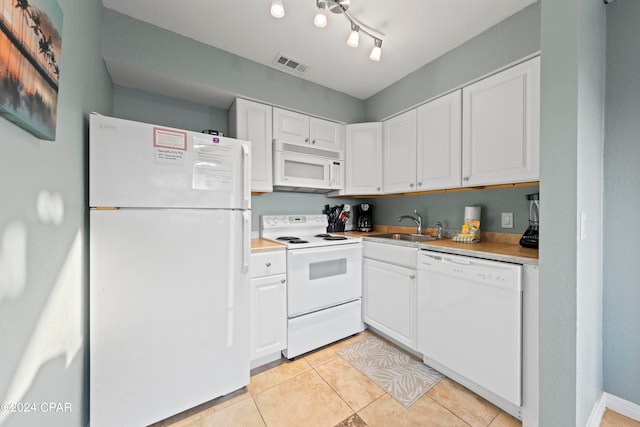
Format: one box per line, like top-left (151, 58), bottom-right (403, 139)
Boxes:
top-left (273, 53), bottom-right (310, 74)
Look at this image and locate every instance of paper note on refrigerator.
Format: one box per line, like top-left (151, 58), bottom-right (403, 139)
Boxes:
top-left (154, 127), bottom-right (187, 164)
top-left (192, 137), bottom-right (234, 191)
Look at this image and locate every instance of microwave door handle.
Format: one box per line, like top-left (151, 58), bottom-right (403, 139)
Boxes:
top-left (241, 143), bottom-right (250, 209)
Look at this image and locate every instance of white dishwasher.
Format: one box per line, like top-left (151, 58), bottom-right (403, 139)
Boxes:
top-left (417, 250), bottom-right (522, 411)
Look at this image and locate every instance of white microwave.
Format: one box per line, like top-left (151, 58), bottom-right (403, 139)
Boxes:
top-left (273, 141), bottom-right (344, 192)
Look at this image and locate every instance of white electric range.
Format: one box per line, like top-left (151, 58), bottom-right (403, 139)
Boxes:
top-left (260, 214), bottom-right (361, 249)
top-left (260, 215), bottom-right (364, 358)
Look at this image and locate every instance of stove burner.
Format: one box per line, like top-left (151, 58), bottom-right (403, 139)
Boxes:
top-left (276, 236), bottom-right (310, 244)
top-left (314, 233), bottom-right (347, 241)
top-left (323, 236), bottom-right (348, 241)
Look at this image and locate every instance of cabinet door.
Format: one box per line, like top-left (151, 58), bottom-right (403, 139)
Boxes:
top-left (310, 117), bottom-right (344, 151)
top-left (230, 99), bottom-right (273, 192)
top-left (345, 123), bottom-right (383, 195)
top-left (383, 109), bottom-right (417, 194)
top-left (363, 258), bottom-right (416, 349)
top-left (417, 90), bottom-right (462, 191)
top-left (462, 57), bottom-right (540, 186)
top-left (273, 107), bottom-right (309, 146)
top-left (251, 274), bottom-right (287, 362)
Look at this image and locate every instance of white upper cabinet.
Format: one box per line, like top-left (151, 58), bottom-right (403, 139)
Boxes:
top-left (273, 108), bottom-right (309, 146)
top-left (416, 90), bottom-right (462, 191)
top-left (462, 56), bottom-right (540, 186)
top-left (273, 107), bottom-right (344, 151)
top-left (383, 109), bottom-right (417, 194)
top-left (229, 98), bottom-right (273, 193)
top-left (310, 117), bottom-right (345, 151)
top-left (345, 122), bottom-right (383, 195)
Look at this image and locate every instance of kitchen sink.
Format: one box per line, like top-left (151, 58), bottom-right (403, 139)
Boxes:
top-left (372, 233), bottom-right (436, 242)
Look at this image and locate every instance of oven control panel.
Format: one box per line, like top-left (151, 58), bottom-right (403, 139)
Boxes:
top-left (261, 215), bottom-right (327, 230)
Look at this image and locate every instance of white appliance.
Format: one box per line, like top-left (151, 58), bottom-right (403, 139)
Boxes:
top-left (417, 250), bottom-right (523, 417)
top-left (89, 113), bottom-right (251, 426)
top-left (260, 215), bottom-right (363, 358)
top-left (273, 141), bottom-right (344, 192)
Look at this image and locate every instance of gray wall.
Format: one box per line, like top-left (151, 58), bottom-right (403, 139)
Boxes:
top-left (363, 186), bottom-right (539, 235)
top-left (102, 9), bottom-right (365, 124)
top-left (539, 0), bottom-right (606, 425)
top-left (112, 85), bottom-right (229, 135)
top-left (604, 0), bottom-right (640, 407)
top-left (363, 2), bottom-right (540, 121)
top-left (0, 1), bottom-right (112, 426)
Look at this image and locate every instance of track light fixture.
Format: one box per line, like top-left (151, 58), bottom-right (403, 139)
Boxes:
top-left (270, 0), bottom-right (383, 61)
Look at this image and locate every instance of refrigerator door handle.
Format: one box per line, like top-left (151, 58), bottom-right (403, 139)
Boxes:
top-left (241, 211), bottom-right (250, 274)
top-left (241, 144), bottom-right (250, 209)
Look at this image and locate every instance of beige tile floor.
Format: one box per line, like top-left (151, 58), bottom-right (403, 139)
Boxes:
top-left (153, 331), bottom-right (521, 427)
top-left (152, 330), bottom-right (639, 427)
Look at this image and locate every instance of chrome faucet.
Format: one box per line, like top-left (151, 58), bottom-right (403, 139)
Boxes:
top-left (435, 221), bottom-right (444, 240)
top-left (397, 210), bottom-right (423, 235)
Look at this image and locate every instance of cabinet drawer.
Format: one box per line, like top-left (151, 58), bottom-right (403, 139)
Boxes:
top-left (251, 250), bottom-right (286, 278)
top-left (363, 241), bottom-right (417, 269)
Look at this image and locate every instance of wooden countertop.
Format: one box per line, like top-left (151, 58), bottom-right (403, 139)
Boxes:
top-left (251, 238), bottom-right (285, 252)
top-left (339, 226), bottom-right (539, 265)
top-left (415, 239), bottom-right (538, 264)
top-left (252, 228), bottom-right (538, 265)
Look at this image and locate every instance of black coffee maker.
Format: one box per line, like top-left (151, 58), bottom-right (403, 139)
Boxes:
top-left (356, 203), bottom-right (373, 232)
top-left (519, 193), bottom-right (539, 249)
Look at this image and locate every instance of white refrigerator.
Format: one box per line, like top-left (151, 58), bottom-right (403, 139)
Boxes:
top-left (89, 113), bottom-right (251, 426)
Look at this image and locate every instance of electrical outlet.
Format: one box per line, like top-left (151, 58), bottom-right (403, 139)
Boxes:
top-left (501, 212), bottom-right (514, 229)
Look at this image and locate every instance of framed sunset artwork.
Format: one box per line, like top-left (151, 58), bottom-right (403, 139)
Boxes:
top-left (0, 0), bottom-right (63, 140)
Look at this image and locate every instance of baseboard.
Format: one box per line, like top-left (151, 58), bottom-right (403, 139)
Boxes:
top-left (605, 392), bottom-right (640, 422)
top-left (587, 392), bottom-right (640, 426)
top-left (586, 393), bottom-right (607, 427)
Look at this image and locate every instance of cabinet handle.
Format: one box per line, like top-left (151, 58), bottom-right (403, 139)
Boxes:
top-left (311, 139), bottom-right (316, 144)
top-left (417, 182), bottom-right (422, 187)
top-left (266, 262), bottom-right (271, 267)
top-left (305, 138), bottom-right (309, 143)
top-left (376, 187), bottom-right (381, 191)
top-left (409, 274), bottom-right (415, 279)
top-left (463, 177), bottom-right (469, 181)
top-left (409, 183), bottom-right (414, 188)
top-left (281, 279), bottom-right (286, 284)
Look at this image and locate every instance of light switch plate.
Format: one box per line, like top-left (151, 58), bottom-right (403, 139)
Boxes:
top-left (501, 212), bottom-right (514, 228)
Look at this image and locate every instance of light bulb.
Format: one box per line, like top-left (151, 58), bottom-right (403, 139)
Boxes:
top-left (369, 39), bottom-right (382, 61)
top-left (346, 24), bottom-right (359, 48)
top-left (314, 2), bottom-right (327, 28)
top-left (270, 0), bottom-right (284, 18)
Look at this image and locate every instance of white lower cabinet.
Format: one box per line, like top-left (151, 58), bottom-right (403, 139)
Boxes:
top-left (250, 250), bottom-right (286, 368)
top-left (362, 242), bottom-right (417, 350)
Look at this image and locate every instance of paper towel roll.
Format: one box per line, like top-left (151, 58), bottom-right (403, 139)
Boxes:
top-left (464, 206), bottom-right (481, 221)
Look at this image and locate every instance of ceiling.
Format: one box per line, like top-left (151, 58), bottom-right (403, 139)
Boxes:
top-left (101, 0), bottom-right (537, 101)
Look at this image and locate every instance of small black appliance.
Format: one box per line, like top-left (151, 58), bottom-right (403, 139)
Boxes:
top-left (356, 203), bottom-right (373, 232)
top-left (519, 193), bottom-right (539, 249)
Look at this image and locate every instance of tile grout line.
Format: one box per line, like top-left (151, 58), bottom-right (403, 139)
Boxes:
top-left (247, 393), bottom-right (269, 427)
top-left (423, 392), bottom-right (474, 427)
top-left (310, 362), bottom-right (358, 424)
